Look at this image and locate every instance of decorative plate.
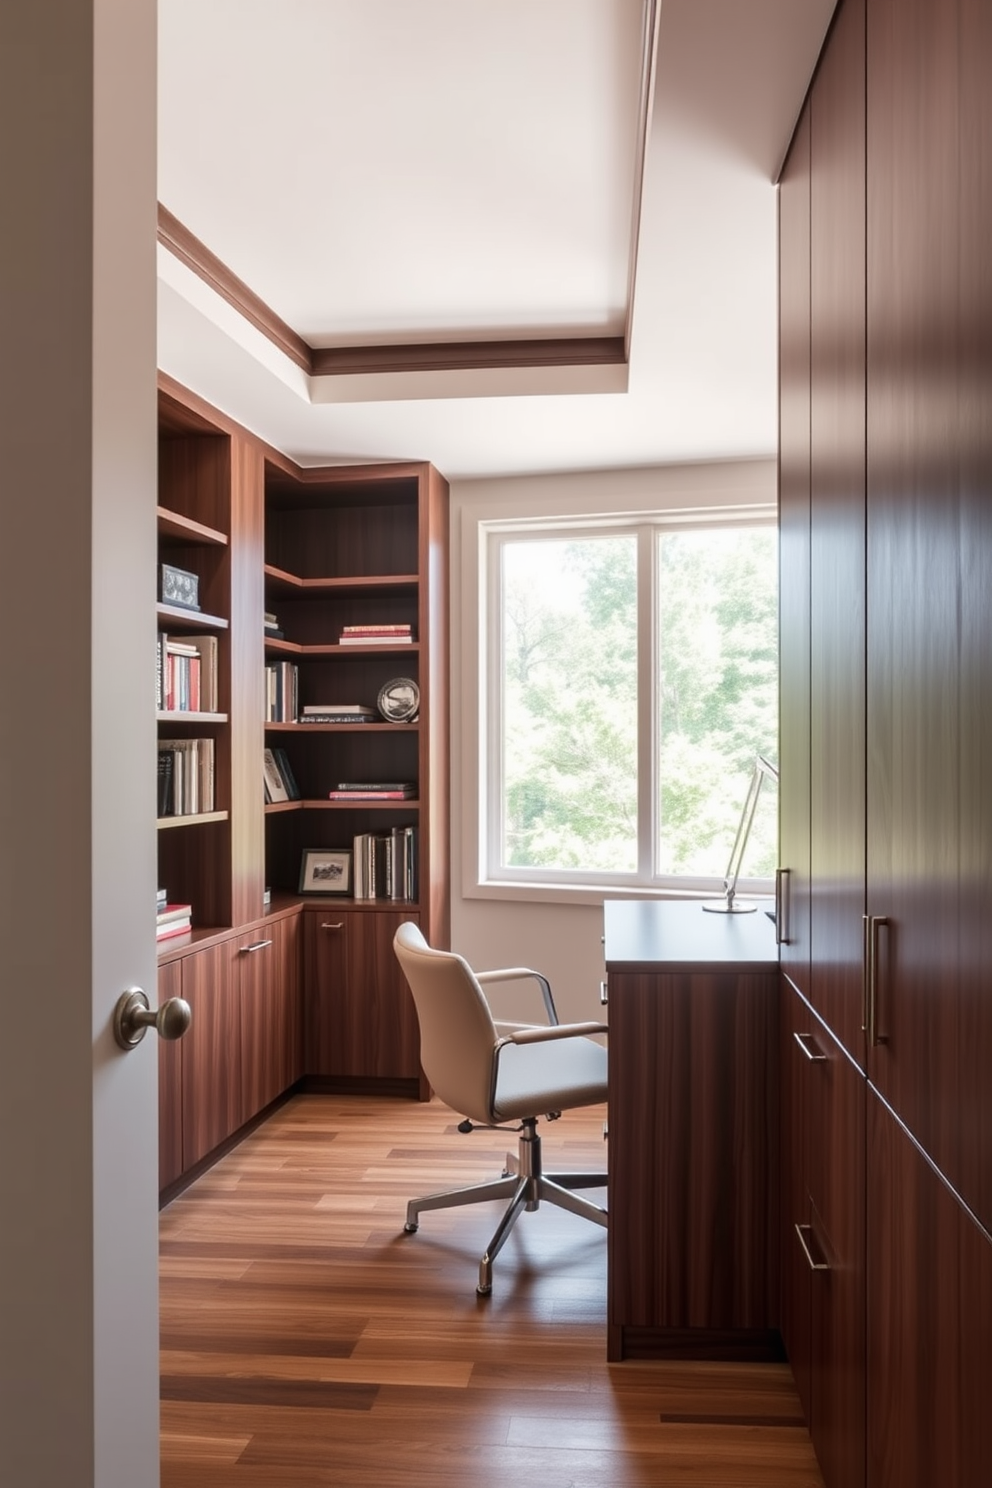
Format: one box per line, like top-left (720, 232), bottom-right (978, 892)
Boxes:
top-left (377, 677), bottom-right (420, 722)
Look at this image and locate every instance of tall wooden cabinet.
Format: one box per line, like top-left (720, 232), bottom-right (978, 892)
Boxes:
top-left (154, 377), bottom-right (450, 1191)
top-left (778, 0), bottom-right (992, 1483)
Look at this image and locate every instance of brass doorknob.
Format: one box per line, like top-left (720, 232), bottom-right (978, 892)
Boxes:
top-left (113, 987), bottom-right (192, 1049)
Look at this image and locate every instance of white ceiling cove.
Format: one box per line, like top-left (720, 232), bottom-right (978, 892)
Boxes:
top-left (157, 0), bottom-right (836, 477)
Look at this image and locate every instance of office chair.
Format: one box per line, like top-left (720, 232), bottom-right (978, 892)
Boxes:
top-left (392, 922), bottom-right (608, 1295)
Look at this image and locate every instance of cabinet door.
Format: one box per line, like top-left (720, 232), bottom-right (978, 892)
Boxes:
top-left (158, 957), bottom-right (184, 1191)
top-left (239, 916), bottom-right (299, 1122)
top-left (181, 939), bottom-right (243, 1169)
top-left (304, 908), bottom-right (420, 1082)
top-left (780, 977), bottom-right (813, 1422)
top-left (778, 98), bottom-right (812, 1000)
top-left (866, 1090), bottom-right (992, 1488)
top-left (805, 1014), bottom-right (866, 1488)
top-left (809, 0), bottom-right (867, 1064)
top-left (866, 0), bottom-right (992, 1230)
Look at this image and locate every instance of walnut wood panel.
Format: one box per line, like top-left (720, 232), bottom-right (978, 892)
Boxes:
top-left (805, 1012), bottom-right (866, 1488)
top-left (157, 815), bottom-right (232, 932)
top-left (866, 0), bottom-right (981, 1219)
top-left (239, 916), bottom-right (299, 1122)
top-left (229, 434), bottom-right (266, 928)
top-left (808, 0), bottom-right (867, 1065)
top-left (607, 969), bottom-right (780, 1357)
top-left (866, 1089), bottom-right (992, 1488)
top-left (778, 98), bottom-right (812, 999)
top-left (421, 462), bottom-right (451, 949)
top-left (779, 977), bottom-right (813, 1423)
top-left (956, 0), bottom-right (992, 1232)
top-left (158, 957), bottom-right (184, 1190)
top-left (180, 940), bottom-right (243, 1169)
top-left (303, 908), bottom-right (421, 1086)
top-left (265, 491), bottom-right (419, 580)
top-left (157, 422), bottom-right (232, 537)
top-left (159, 1092), bottom-right (824, 1488)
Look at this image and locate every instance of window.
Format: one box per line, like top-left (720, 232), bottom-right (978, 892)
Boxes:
top-left (483, 515), bottom-right (778, 894)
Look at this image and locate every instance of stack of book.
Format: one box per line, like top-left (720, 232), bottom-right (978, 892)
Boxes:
top-left (338, 623), bottom-right (414, 645)
top-left (264, 610), bottom-right (284, 640)
top-left (158, 737), bottom-right (216, 816)
top-left (353, 825), bottom-right (417, 900)
top-left (297, 703), bottom-right (377, 724)
top-left (265, 660), bottom-right (298, 722)
top-left (263, 746), bottom-right (301, 803)
top-left (157, 900), bottom-right (193, 941)
top-left (327, 781), bottom-right (416, 801)
top-left (157, 633), bottom-right (219, 713)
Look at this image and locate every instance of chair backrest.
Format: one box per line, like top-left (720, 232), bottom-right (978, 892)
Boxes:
top-left (393, 922), bottom-right (500, 1124)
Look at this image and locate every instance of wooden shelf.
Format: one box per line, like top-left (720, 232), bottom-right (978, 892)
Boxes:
top-left (157, 810), bottom-right (230, 830)
top-left (157, 506), bottom-right (228, 547)
top-left (265, 721), bottom-right (418, 733)
top-left (157, 602), bottom-right (229, 630)
top-left (157, 711), bottom-right (228, 724)
top-left (264, 637), bottom-right (419, 656)
top-left (264, 564), bottom-right (418, 595)
top-left (300, 798), bottom-right (420, 811)
top-left (264, 800), bottom-right (303, 815)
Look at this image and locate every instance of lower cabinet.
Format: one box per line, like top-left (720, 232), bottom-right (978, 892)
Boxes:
top-left (782, 980), bottom-right (866, 1488)
top-left (866, 1092), bottom-right (992, 1488)
top-left (180, 937), bottom-right (244, 1170)
top-left (303, 907), bottom-right (422, 1092)
top-left (239, 913), bottom-right (301, 1120)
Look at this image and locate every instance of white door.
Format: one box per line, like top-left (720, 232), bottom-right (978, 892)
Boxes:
top-left (0, 3), bottom-right (161, 1484)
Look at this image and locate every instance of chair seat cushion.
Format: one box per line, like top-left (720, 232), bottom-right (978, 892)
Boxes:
top-left (492, 1035), bottom-right (607, 1121)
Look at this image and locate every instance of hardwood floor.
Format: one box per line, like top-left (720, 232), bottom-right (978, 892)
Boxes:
top-left (160, 1093), bottom-right (824, 1486)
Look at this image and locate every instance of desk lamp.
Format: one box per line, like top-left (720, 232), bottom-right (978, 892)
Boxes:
top-left (702, 754), bottom-right (779, 914)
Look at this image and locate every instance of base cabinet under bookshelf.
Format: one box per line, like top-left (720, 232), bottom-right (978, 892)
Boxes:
top-left (302, 906), bottom-right (423, 1095)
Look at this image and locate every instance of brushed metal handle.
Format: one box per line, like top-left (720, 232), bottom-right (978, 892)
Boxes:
top-left (793, 1030), bottom-right (826, 1063)
top-left (320, 922), bottom-right (344, 931)
top-left (775, 868), bottom-right (790, 945)
top-left (113, 987), bottom-right (191, 1049)
top-left (240, 939), bottom-right (273, 954)
top-left (862, 914), bottom-right (871, 1033)
top-left (599, 980), bottom-right (609, 1006)
top-left (867, 915), bottom-right (890, 1046)
top-left (795, 1222), bottom-right (830, 1272)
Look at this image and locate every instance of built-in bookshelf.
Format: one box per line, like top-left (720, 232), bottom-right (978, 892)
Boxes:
top-left (260, 462), bottom-right (448, 942)
top-left (156, 391), bottom-right (234, 933)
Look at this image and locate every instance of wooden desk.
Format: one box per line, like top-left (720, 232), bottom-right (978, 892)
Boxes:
top-left (604, 898), bottom-right (781, 1361)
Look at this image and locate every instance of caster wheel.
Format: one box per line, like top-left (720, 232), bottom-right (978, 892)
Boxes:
top-left (403, 1221), bottom-right (418, 1233)
top-left (476, 1283), bottom-right (492, 1297)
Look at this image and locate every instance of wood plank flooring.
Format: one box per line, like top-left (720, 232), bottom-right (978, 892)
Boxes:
top-left (160, 1093), bottom-right (824, 1487)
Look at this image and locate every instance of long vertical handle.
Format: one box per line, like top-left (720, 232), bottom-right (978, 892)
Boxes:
top-left (866, 914), bottom-right (890, 1046)
top-left (775, 868), bottom-right (791, 946)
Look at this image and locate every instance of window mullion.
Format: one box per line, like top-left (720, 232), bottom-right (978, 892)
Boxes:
top-left (636, 525), bottom-right (655, 881)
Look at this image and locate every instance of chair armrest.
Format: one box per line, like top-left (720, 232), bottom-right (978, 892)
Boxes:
top-left (475, 967), bottom-right (558, 1024)
top-left (500, 1021), bottom-right (608, 1047)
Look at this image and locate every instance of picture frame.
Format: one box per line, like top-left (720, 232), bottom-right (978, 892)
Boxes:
top-left (298, 847), bottom-right (352, 895)
top-left (377, 676), bottom-right (420, 722)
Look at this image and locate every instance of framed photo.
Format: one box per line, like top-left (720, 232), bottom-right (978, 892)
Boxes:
top-left (377, 676), bottom-right (420, 722)
top-left (299, 847), bottom-right (352, 895)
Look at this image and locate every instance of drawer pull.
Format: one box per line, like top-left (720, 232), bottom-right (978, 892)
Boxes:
top-left (793, 1030), bottom-right (826, 1063)
top-left (240, 939), bottom-right (272, 954)
top-left (795, 1222), bottom-right (830, 1272)
top-left (320, 922), bottom-right (344, 931)
top-left (599, 980), bottom-right (609, 1006)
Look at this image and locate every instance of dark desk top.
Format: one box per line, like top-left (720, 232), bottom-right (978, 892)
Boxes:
top-left (603, 897), bottom-right (779, 974)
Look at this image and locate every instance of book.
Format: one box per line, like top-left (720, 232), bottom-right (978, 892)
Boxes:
top-left (156, 919), bottom-right (192, 942)
top-left (263, 747), bottom-right (289, 803)
top-left (297, 712), bottom-right (376, 724)
top-left (301, 703), bottom-right (375, 715)
top-left (340, 624), bottom-right (412, 634)
top-left (159, 737), bottom-right (215, 815)
top-left (335, 781), bottom-right (415, 793)
top-left (338, 634), bottom-right (413, 645)
top-left (157, 749), bottom-right (174, 816)
top-left (157, 902), bottom-right (193, 925)
top-left (272, 747), bottom-right (301, 800)
top-left (328, 788), bottom-right (416, 801)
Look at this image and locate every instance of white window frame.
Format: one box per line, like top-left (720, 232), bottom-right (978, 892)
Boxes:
top-left (454, 462), bottom-right (778, 906)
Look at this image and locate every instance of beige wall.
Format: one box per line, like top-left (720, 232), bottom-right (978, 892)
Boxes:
top-left (447, 457), bottom-right (777, 1025)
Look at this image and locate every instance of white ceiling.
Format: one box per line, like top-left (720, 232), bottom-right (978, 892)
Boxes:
top-left (157, 0), bottom-right (835, 479)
